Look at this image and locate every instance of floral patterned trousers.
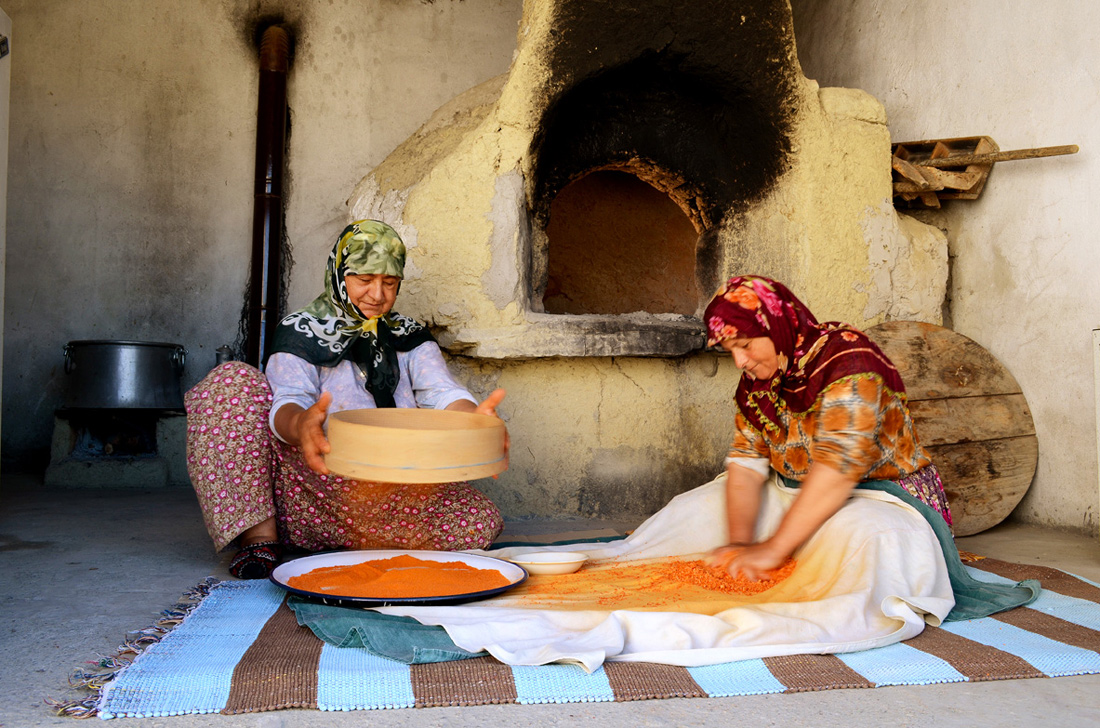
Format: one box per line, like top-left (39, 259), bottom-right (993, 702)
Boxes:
top-left (184, 363), bottom-right (504, 553)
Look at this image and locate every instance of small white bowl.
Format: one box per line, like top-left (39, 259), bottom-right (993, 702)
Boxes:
top-left (508, 551), bottom-right (588, 575)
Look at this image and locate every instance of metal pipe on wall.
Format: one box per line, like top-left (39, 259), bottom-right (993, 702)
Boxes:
top-left (245, 25), bottom-right (290, 365)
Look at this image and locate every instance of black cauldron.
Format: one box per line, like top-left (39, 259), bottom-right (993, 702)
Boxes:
top-left (62, 340), bottom-right (187, 410)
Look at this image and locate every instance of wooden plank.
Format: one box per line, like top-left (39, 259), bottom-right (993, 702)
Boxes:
top-left (894, 180), bottom-right (944, 194)
top-left (866, 321), bottom-right (1023, 400)
top-left (894, 167), bottom-right (985, 199)
top-left (918, 191), bottom-right (941, 208)
top-left (941, 135), bottom-right (998, 199)
top-left (927, 436), bottom-right (1038, 536)
top-left (908, 393), bottom-right (1036, 446)
top-left (974, 136), bottom-right (999, 156)
top-left (891, 155), bottom-right (935, 187)
top-left (919, 166), bottom-right (985, 191)
top-left (892, 136), bottom-right (1007, 207)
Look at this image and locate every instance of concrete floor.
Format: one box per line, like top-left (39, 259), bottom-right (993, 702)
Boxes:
top-left (3, 474), bottom-right (1100, 727)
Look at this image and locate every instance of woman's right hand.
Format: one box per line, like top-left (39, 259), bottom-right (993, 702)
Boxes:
top-left (296, 392), bottom-right (333, 474)
top-left (274, 393), bottom-right (333, 475)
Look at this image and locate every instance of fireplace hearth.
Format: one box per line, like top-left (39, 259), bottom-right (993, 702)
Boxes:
top-left (45, 409), bottom-right (189, 488)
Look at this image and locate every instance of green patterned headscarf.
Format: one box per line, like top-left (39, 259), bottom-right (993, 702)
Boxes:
top-left (267, 220), bottom-right (435, 407)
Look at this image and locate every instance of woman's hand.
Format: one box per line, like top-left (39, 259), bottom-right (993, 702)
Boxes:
top-left (706, 543), bottom-right (748, 572)
top-left (712, 463), bottom-right (857, 580)
top-left (273, 393), bottom-right (333, 475)
top-left (296, 392), bottom-right (333, 474)
top-left (447, 389), bottom-right (510, 476)
top-left (473, 388), bottom-right (506, 418)
top-left (709, 540), bottom-right (790, 582)
top-left (761, 462), bottom-right (858, 565)
top-left (477, 389), bottom-right (510, 475)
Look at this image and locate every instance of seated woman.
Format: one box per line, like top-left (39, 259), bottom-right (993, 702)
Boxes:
top-left (185, 220), bottom-right (506, 579)
top-left (703, 275), bottom-right (955, 581)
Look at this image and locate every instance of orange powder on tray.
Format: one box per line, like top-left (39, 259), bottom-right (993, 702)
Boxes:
top-left (287, 554), bottom-right (510, 598)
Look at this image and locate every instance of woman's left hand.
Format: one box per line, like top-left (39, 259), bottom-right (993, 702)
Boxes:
top-left (453, 388), bottom-right (510, 475)
top-left (474, 388), bottom-right (506, 418)
top-left (483, 389), bottom-right (510, 474)
top-left (706, 543), bottom-right (748, 571)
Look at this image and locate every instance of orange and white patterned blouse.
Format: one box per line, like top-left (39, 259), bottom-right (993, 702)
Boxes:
top-left (729, 372), bottom-right (932, 482)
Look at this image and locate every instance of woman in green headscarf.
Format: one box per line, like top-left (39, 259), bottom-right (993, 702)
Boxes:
top-left (185, 221), bottom-right (507, 579)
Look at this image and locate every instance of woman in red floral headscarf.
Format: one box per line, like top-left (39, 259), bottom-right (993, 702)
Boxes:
top-left (703, 276), bottom-right (952, 582)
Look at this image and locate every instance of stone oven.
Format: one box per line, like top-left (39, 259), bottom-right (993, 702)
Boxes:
top-left (346, 0), bottom-right (948, 520)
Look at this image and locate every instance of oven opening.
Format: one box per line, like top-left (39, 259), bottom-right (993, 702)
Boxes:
top-left (543, 170), bottom-right (700, 316)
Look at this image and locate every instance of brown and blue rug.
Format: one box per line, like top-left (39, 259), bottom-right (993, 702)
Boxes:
top-left (56, 558), bottom-right (1100, 719)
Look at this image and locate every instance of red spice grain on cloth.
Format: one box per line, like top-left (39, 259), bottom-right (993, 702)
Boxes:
top-left (509, 557), bottom-right (798, 612)
top-left (287, 554), bottom-right (511, 598)
top-left (663, 558), bottom-right (798, 595)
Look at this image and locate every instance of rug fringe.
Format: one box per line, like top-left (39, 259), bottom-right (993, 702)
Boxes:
top-left (46, 577), bottom-right (221, 719)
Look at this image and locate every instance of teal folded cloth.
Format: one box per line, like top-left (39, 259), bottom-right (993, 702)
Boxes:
top-left (288, 596), bottom-right (485, 663)
top-left (782, 475), bottom-right (1041, 622)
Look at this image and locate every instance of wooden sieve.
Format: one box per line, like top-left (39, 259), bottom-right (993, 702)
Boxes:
top-left (324, 408), bottom-right (507, 483)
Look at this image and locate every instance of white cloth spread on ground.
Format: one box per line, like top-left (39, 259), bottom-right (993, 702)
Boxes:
top-left (376, 473), bottom-right (955, 672)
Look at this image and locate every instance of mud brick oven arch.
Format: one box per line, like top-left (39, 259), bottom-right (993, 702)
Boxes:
top-left (348, 0), bottom-right (945, 360)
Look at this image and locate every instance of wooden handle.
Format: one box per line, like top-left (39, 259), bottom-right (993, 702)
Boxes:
top-left (918, 144), bottom-right (1078, 169)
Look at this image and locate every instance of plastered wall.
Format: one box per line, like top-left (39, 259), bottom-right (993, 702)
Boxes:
top-left (6, 0), bottom-right (1060, 530)
top-left (2, 0), bottom-right (523, 467)
top-left (448, 354), bottom-right (741, 520)
top-left (791, 0), bottom-right (1100, 535)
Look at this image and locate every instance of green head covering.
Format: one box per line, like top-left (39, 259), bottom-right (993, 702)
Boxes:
top-left (317, 220), bottom-right (408, 326)
top-left (339, 220), bottom-right (406, 276)
top-left (268, 220), bottom-right (434, 407)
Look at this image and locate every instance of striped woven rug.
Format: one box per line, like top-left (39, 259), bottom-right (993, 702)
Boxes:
top-left (84, 558), bottom-right (1100, 719)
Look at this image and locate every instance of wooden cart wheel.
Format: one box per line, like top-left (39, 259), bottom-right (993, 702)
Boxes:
top-left (865, 321), bottom-right (1038, 536)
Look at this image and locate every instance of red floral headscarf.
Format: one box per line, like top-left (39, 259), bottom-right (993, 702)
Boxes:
top-left (704, 276), bottom-right (905, 433)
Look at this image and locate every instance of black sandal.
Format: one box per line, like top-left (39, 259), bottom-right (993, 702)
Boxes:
top-left (229, 541), bottom-right (282, 579)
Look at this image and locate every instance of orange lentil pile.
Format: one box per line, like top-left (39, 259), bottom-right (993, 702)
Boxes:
top-left (661, 558), bottom-right (798, 595)
top-left (287, 554), bottom-right (510, 598)
top-left (515, 557), bottom-right (797, 609)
